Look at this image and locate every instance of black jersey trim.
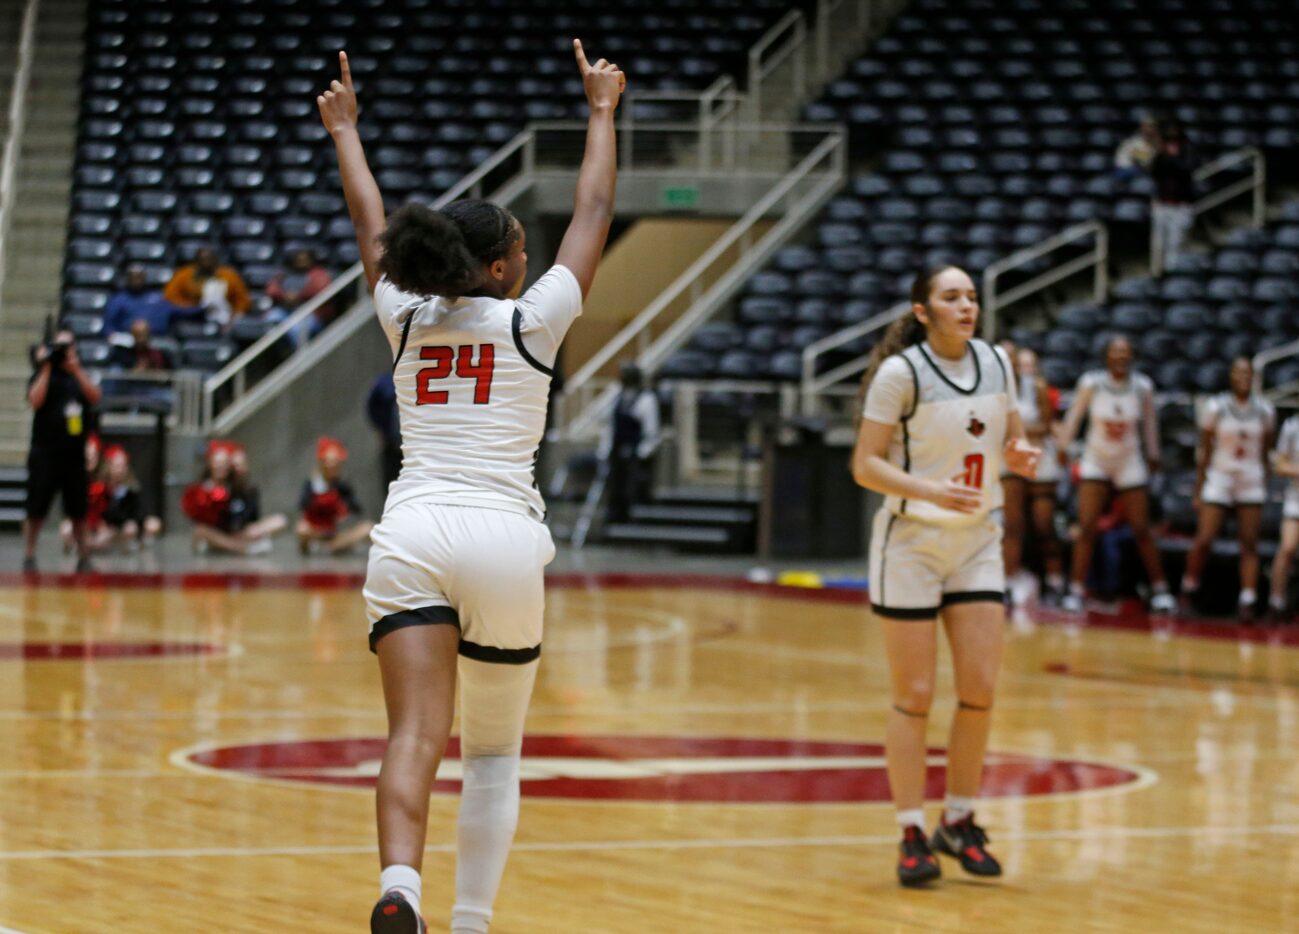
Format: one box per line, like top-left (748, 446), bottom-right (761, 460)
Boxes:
top-left (871, 603), bottom-right (941, 620)
top-left (898, 356), bottom-right (919, 514)
top-left (458, 639), bottom-right (542, 665)
top-left (512, 309), bottom-right (554, 377)
top-left (916, 340), bottom-right (982, 396)
top-left (877, 513), bottom-right (898, 605)
top-left (940, 590), bottom-right (1006, 608)
top-left (392, 308), bottom-right (417, 374)
top-left (369, 604), bottom-right (460, 653)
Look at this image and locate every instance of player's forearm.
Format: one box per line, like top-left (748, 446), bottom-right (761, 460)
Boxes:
top-left (331, 128), bottom-right (384, 240)
top-left (852, 454), bottom-right (935, 502)
top-left (573, 106), bottom-right (617, 221)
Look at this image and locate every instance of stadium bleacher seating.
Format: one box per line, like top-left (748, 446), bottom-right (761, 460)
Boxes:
top-left (65, 0), bottom-right (792, 373)
top-left (666, 0), bottom-right (1299, 382)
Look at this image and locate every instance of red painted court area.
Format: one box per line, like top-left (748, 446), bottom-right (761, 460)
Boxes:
top-left (185, 734), bottom-right (1142, 802)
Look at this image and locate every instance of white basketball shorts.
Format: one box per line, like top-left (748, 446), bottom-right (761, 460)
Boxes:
top-left (1079, 450), bottom-right (1149, 490)
top-left (1200, 466), bottom-right (1266, 508)
top-left (363, 501), bottom-right (556, 661)
top-left (868, 507), bottom-right (1005, 619)
top-left (1283, 486), bottom-right (1299, 521)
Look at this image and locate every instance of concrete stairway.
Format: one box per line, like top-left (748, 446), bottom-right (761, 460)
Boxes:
top-left (0, 0), bottom-right (85, 466)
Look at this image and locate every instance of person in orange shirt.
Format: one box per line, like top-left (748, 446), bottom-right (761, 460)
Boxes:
top-left (163, 246), bottom-right (251, 328)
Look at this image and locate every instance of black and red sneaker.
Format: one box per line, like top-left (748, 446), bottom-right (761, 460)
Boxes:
top-left (371, 891), bottom-right (427, 933)
top-left (932, 814), bottom-right (1002, 877)
top-left (896, 825), bottom-right (942, 887)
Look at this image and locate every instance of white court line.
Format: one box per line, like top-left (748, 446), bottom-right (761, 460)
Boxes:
top-left (0, 926), bottom-right (31, 934)
top-left (0, 823), bottom-right (1296, 862)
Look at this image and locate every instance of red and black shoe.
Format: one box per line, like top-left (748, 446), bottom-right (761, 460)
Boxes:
top-left (371, 891), bottom-right (427, 934)
top-left (896, 825), bottom-right (942, 887)
top-left (932, 814), bottom-right (1003, 877)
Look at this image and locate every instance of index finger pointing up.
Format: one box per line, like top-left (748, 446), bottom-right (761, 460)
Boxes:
top-left (573, 38), bottom-right (590, 74)
top-left (339, 50), bottom-right (353, 89)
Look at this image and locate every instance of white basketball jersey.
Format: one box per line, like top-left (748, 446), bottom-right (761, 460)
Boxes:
top-left (1278, 417), bottom-right (1299, 494)
top-left (1016, 372), bottom-right (1042, 431)
top-left (1205, 393), bottom-right (1273, 475)
top-left (884, 340), bottom-right (1011, 528)
top-left (373, 266), bottom-right (583, 520)
top-left (1081, 370), bottom-right (1153, 464)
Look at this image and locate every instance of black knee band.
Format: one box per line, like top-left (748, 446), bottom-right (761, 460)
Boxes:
top-left (958, 700), bottom-right (991, 712)
top-left (892, 704), bottom-right (929, 718)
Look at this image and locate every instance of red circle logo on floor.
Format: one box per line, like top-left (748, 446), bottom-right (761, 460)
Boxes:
top-left (181, 735), bottom-right (1147, 803)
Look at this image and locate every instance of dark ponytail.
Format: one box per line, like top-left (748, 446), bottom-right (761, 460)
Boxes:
top-left (856, 265), bottom-right (958, 405)
top-left (377, 199), bottom-right (519, 298)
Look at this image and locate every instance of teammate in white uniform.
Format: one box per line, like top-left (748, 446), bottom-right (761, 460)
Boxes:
top-left (318, 45), bottom-right (624, 934)
top-left (1057, 336), bottom-right (1176, 614)
top-left (1268, 411), bottom-right (1299, 620)
top-left (1182, 357), bottom-right (1274, 617)
top-left (999, 344), bottom-right (1065, 606)
top-left (852, 266), bottom-right (1040, 887)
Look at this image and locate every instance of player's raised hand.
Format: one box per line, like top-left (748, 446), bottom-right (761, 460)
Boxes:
top-left (573, 39), bottom-right (625, 111)
top-left (1003, 438), bottom-right (1042, 480)
top-left (317, 51), bottom-right (359, 135)
top-left (930, 478), bottom-right (983, 514)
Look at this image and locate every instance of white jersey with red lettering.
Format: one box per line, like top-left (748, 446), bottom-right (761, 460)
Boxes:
top-left (1080, 369), bottom-right (1154, 467)
top-left (879, 339), bottom-right (1012, 528)
top-left (1203, 392), bottom-right (1274, 476)
top-left (1278, 417), bottom-right (1299, 520)
top-left (372, 265), bottom-right (582, 521)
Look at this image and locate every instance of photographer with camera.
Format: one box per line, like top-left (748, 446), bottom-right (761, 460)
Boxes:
top-left (22, 327), bottom-right (103, 573)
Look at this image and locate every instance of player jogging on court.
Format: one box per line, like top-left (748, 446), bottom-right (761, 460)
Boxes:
top-left (318, 43), bottom-right (622, 934)
top-left (851, 266), bottom-right (1040, 887)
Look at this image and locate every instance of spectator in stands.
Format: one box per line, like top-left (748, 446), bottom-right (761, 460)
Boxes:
top-left (1000, 343), bottom-right (1065, 607)
top-left (600, 362), bottom-right (660, 524)
top-left (64, 443), bottom-right (162, 554)
top-left (119, 319), bottom-right (169, 372)
top-left (267, 249), bottom-right (336, 340)
top-left (1113, 115), bottom-right (1161, 179)
top-left (1268, 413), bottom-right (1299, 622)
top-left (1056, 336), bottom-right (1176, 613)
top-left (1150, 120), bottom-right (1197, 273)
top-left (181, 441), bottom-right (286, 555)
top-left (1181, 357), bottom-right (1275, 619)
top-left (103, 264), bottom-right (193, 336)
top-left (22, 328), bottom-right (102, 573)
top-left (365, 372), bottom-right (402, 492)
top-left (297, 436), bottom-right (374, 555)
top-left (164, 246), bottom-right (252, 329)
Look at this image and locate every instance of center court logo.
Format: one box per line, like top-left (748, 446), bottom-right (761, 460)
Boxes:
top-left (177, 735), bottom-right (1149, 802)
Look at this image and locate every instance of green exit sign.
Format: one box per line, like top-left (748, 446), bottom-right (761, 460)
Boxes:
top-left (661, 185), bottom-right (700, 210)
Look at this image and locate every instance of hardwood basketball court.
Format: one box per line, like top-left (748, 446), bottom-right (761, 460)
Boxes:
top-left (0, 571), bottom-right (1294, 932)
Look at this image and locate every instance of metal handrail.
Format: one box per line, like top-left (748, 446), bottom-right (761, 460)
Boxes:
top-left (0, 0), bottom-right (40, 302)
top-left (748, 9), bottom-right (807, 122)
top-left (1253, 338), bottom-right (1299, 398)
top-left (799, 301), bottom-right (908, 415)
top-left (558, 127), bottom-right (845, 436)
top-left (202, 127), bottom-right (538, 425)
top-left (983, 220), bottom-right (1109, 339)
top-left (1151, 146), bottom-right (1265, 276)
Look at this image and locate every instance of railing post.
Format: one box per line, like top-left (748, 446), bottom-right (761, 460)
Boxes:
top-left (1095, 222), bottom-right (1109, 302)
top-left (1149, 198), bottom-right (1163, 278)
top-left (1253, 149), bottom-right (1266, 228)
top-left (982, 267), bottom-right (998, 340)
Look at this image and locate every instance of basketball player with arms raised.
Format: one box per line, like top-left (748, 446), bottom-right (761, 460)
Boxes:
top-left (318, 43), bottom-right (623, 933)
top-left (851, 266), bottom-right (1040, 886)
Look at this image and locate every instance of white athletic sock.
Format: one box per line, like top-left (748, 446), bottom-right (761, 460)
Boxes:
top-left (1270, 594), bottom-right (1287, 610)
top-left (1239, 588), bottom-right (1256, 605)
top-left (380, 864), bottom-right (422, 918)
top-left (1181, 575), bottom-right (1199, 593)
top-left (452, 755), bottom-right (521, 934)
top-left (895, 808), bottom-right (926, 832)
top-left (943, 795), bottom-right (975, 824)
top-left (1069, 581), bottom-right (1085, 597)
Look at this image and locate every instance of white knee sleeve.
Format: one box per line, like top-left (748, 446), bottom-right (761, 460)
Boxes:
top-left (451, 659), bottom-right (537, 933)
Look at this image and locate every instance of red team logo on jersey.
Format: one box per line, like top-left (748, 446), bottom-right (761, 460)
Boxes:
top-left (966, 415), bottom-right (986, 439)
top-left (179, 735), bottom-right (1146, 803)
